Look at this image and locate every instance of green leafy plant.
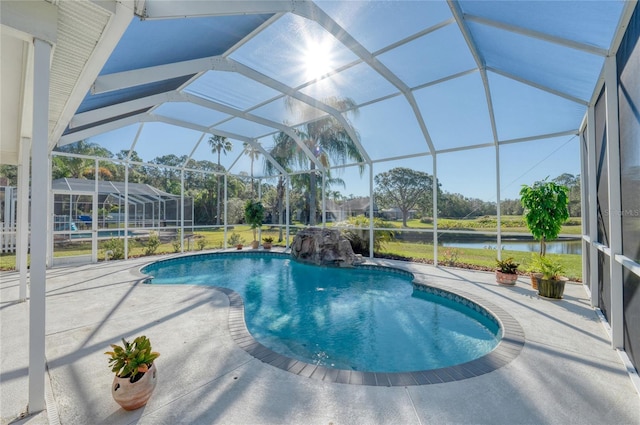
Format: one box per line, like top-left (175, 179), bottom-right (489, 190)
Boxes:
top-left (529, 254), bottom-right (565, 280)
top-left (105, 336), bottom-right (160, 383)
top-left (102, 238), bottom-right (124, 260)
top-left (496, 257), bottom-right (519, 274)
top-left (144, 231), bottom-right (160, 256)
top-left (520, 179), bottom-right (569, 256)
top-left (228, 232), bottom-right (245, 246)
top-left (262, 236), bottom-right (274, 243)
top-left (196, 236), bottom-right (206, 251)
top-left (244, 200), bottom-right (265, 242)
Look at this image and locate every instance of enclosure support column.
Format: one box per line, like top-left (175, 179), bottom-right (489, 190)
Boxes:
top-left (286, 176), bottom-right (290, 248)
top-left (92, 159), bottom-right (98, 263)
top-left (432, 154), bottom-right (438, 266)
top-left (579, 126), bottom-right (588, 298)
top-left (180, 170), bottom-right (185, 252)
top-left (28, 37), bottom-right (51, 414)
top-left (124, 165), bottom-right (129, 259)
top-left (17, 138), bottom-right (31, 301)
top-left (369, 163), bottom-right (374, 258)
top-left (495, 144), bottom-right (502, 258)
top-left (587, 104), bottom-right (598, 306)
top-left (223, 174), bottom-right (228, 249)
top-left (321, 171), bottom-right (326, 227)
top-left (604, 55), bottom-right (623, 349)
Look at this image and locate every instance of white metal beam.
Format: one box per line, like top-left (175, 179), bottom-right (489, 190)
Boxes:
top-left (487, 67), bottom-right (588, 105)
top-left (293, 1), bottom-right (436, 156)
top-left (180, 92), bottom-right (322, 172)
top-left (142, 0), bottom-right (292, 19)
top-left (69, 92), bottom-right (173, 129)
top-left (59, 112), bottom-right (148, 145)
top-left (464, 14), bottom-right (608, 57)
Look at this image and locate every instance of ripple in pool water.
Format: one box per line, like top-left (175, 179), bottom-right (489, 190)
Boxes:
top-left (143, 254), bottom-right (501, 372)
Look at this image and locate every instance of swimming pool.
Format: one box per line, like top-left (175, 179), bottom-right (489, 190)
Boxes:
top-left (142, 253), bottom-right (509, 376)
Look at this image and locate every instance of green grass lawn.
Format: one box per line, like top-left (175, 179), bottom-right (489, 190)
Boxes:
top-left (379, 240), bottom-right (582, 281)
top-left (0, 221), bottom-right (583, 281)
top-left (390, 216), bottom-right (582, 235)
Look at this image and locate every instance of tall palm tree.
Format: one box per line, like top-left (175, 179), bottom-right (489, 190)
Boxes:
top-left (279, 96), bottom-right (365, 225)
top-left (242, 142), bottom-right (261, 196)
top-left (208, 135), bottom-right (232, 225)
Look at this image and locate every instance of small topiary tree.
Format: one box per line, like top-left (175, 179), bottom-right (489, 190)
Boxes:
top-left (520, 179), bottom-right (569, 256)
top-left (244, 200), bottom-right (265, 243)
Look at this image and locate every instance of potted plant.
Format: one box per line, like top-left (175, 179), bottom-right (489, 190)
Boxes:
top-left (495, 257), bottom-right (519, 285)
top-left (529, 254), bottom-right (568, 299)
top-left (262, 236), bottom-right (273, 250)
top-left (520, 179), bottom-right (569, 288)
top-left (105, 335), bottom-right (160, 411)
top-left (228, 232), bottom-right (245, 250)
top-left (244, 200), bottom-right (265, 249)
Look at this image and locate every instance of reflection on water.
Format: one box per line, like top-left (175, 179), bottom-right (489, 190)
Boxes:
top-left (441, 240), bottom-right (582, 255)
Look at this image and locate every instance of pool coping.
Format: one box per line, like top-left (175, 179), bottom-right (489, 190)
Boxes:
top-left (170, 251), bottom-right (526, 386)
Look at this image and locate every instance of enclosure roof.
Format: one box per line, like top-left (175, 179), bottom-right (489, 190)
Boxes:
top-left (52, 177), bottom-right (180, 199)
top-left (2, 1), bottom-right (636, 177)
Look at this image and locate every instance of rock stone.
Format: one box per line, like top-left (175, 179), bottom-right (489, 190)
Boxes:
top-left (291, 227), bottom-right (363, 267)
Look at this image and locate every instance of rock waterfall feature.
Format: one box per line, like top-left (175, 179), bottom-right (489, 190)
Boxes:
top-left (290, 227), bottom-right (363, 267)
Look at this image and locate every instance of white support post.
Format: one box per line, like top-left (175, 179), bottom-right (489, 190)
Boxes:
top-left (322, 171), bottom-right (326, 228)
top-left (587, 104), bottom-right (598, 306)
top-left (433, 155), bottom-right (438, 266)
top-left (28, 37), bottom-right (51, 414)
top-left (180, 170), bottom-right (185, 252)
top-left (579, 128), bottom-right (589, 296)
top-left (495, 144), bottom-right (502, 258)
top-left (124, 165), bottom-right (129, 259)
top-left (92, 159), bottom-right (98, 263)
top-left (369, 164), bottom-right (374, 259)
top-left (286, 176), bottom-right (290, 248)
top-left (17, 138), bottom-right (31, 301)
top-left (604, 55), bottom-right (623, 349)
top-left (223, 174), bottom-right (228, 249)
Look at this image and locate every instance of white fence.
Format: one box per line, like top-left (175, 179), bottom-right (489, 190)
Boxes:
top-left (1, 187), bottom-right (17, 253)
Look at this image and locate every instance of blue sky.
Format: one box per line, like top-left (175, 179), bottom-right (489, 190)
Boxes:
top-left (82, 1), bottom-right (603, 203)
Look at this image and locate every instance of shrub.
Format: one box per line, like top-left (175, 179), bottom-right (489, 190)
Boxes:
top-left (196, 237), bottom-right (206, 251)
top-left (102, 238), bottom-right (124, 260)
top-left (228, 232), bottom-right (245, 246)
top-left (144, 231), bottom-right (160, 256)
top-left (441, 248), bottom-right (461, 266)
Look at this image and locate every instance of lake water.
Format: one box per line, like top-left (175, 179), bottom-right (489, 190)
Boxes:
top-left (441, 240), bottom-right (582, 255)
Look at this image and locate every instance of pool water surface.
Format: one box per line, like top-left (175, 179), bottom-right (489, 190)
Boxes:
top-left (142, 253), bottom-right (501, 373)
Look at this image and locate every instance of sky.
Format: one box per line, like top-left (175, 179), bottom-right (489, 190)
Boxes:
top-left (81, 1), bottom-right (606, 203)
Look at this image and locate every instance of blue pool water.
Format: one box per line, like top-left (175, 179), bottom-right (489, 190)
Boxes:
top-left (142, 254), bottom-right (501, 373)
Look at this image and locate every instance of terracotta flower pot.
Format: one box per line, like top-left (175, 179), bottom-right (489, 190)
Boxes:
top-left (530, 273), bottom-right (542, 290)
top-left (263, 242), bottom-right (272, 250)
top-left (496, 270), bottom-right (518, 285)
top-left (251, 240), bottom-right (259, 249)
top-left (112, 363), bottom-right (158, 411)
top-left (236, 244), bottom-right (243, 250)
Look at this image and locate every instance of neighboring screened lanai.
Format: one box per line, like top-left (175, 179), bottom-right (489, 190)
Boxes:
top-left (1, 0), bottom-right (639, 414)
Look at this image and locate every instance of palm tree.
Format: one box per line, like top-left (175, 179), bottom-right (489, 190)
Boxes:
top-left (242, 142), bottom-right (261, 196)
top-left (279, 96), bottom-right (365, 225)
top-left (208, 135), bottom-right (232, 225)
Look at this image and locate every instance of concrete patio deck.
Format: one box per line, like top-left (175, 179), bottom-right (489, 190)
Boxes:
top-left (1, 251), bottom-right (639, 425)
